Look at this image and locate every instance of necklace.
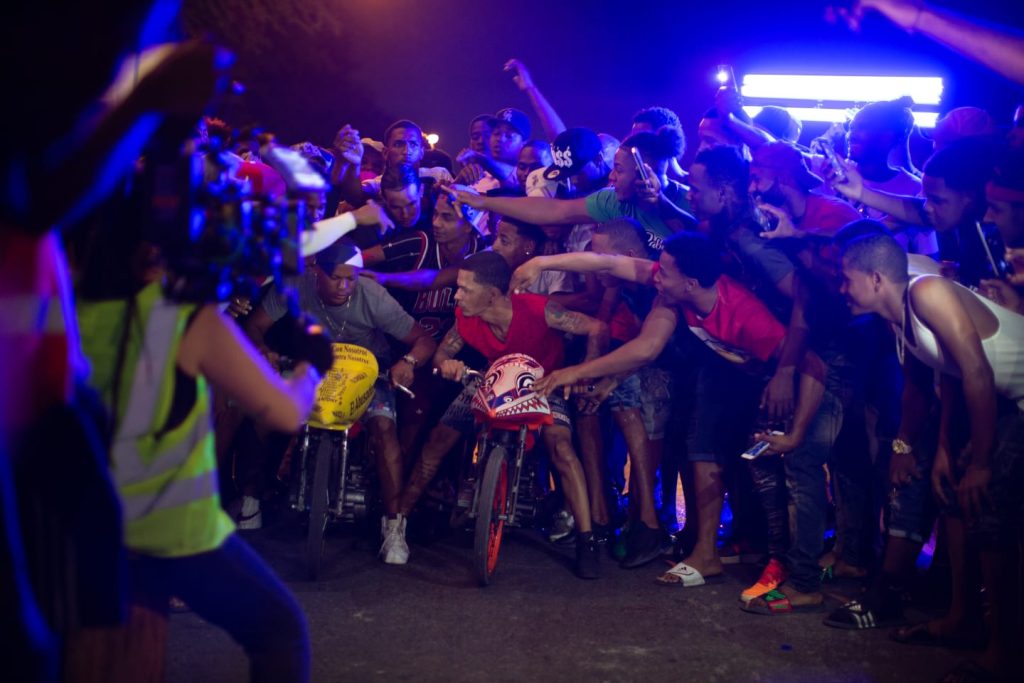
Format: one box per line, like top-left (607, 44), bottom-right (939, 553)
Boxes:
top-left (895, 286), bottom-right (909, 365)
top-left (314, 283), bottom-right (352, 342)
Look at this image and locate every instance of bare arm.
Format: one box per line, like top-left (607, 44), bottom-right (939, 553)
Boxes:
top-left (911, 277), bottom-right (997, 466)
top-left (850, 0), bottom-right (1024, 84)
top-left (543, 299), bottom-right (609, 362)
top-left (369, 266), bottom-right (459, 291)
top-left (761, 271), bottom-right (810, 420)
top-left (433, 324), bottom-right (466, 369)
top-left (458, 192), bottom-right (592, 226)
top-left (511, 252), bottom-right (655, 292)
top-left (826, 159), bottom-right (927, 225)
top-left (180, 306), bottom-right (317, 433)
top-left (534, 303), bottom-right (678, 395)
top-left (388, 322), bottom-right (437, 388)
top-left (505, 59), bottom-right (567, 141)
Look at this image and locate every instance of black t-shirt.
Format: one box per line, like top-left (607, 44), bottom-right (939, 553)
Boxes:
top-left (381, 230), bottom-right (486, 340)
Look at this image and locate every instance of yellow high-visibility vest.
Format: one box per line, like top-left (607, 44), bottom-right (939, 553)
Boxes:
top-left (78, 283), bottom-right (233, 557)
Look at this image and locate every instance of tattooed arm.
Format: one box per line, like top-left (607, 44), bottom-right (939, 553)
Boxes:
top-left (433, 323), bottom-right (469, 381)
top-left (543, 299), bottom-right (609, 362)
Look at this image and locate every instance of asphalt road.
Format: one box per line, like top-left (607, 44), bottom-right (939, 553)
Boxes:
top-left (166, 520), bottom-right (964, 683)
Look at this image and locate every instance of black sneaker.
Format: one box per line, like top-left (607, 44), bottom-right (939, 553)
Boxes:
top-left (620, 523), bottom-right (666, 569)
top-left (575, 533), bottom-right (600, 579)
top-left (592, 522), bottom-right (612, 546)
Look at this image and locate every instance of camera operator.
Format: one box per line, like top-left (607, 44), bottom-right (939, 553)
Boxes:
top-left (69, 172), bottom-right (333, 682)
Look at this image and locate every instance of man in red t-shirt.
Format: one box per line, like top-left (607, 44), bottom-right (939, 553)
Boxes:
top-left (396, 252), bottom-right (609, 578)
top-left (519, 233), bottom-right (832, 610)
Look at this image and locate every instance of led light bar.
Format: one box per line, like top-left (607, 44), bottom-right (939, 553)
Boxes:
top-left (743, 106), bottom-right (939, 128)
top-left (740, 74), bottom-right (943, 106)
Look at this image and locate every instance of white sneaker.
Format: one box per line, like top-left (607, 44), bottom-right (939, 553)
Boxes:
top-left (379, 515), bottom-right (409, 565)
top-left (238, 496), bottom-right (262, 530)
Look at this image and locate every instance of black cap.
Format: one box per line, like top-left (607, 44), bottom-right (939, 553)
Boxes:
top-left (544, 128), bottom-right (602, 181)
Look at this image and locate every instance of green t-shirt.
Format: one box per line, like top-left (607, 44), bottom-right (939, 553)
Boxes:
top-left (584, 181), bottom-right (694, 252)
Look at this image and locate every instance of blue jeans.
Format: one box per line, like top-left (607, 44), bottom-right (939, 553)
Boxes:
top-left (785, 388), bottom-right (844, 593)
top-left (132, 534), bottom-right (310, 683)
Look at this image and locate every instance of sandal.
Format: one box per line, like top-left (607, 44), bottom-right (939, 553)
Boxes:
top-left (741, 589), bottom-right (825, 615)
top-left (823, 599), bottom-right (902, 630)
top-left (654, 561), bottom-right (723, 587)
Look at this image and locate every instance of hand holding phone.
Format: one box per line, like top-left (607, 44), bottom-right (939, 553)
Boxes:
top-left (630, 147), bottom-right (649, 182)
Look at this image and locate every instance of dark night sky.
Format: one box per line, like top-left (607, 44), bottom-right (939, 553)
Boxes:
top-left (182, 0), bottom-right (1023, 164)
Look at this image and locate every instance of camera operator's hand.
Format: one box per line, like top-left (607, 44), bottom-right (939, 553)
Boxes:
top-left (504, 59), bottom-right (535, 91)
top-left (352, 200), bottom-right (395, 234)
top-left (332, 125), bottom-right (363, 166)
top-left (290, 315), bottom-right (334, 376)
top-left (227, 296), bottom-right (254, 318)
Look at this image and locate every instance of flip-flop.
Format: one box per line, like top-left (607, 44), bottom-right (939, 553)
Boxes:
top-left (741, 589), bottom-right (825, 615)
top-left (654, 561), bottom-right (723, 587)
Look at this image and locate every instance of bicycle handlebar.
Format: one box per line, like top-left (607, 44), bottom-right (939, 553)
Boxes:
top-left (432, 367), bottom-right (483, 383)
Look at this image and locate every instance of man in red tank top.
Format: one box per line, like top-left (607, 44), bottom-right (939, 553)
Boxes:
top-left (396, 252), bottom-right (609, 578)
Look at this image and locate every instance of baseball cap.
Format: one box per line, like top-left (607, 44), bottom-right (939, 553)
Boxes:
top-left (930, 107), bottom-right (998, 145)
top-left (236, 161), bottom-right (287, 199)
top-left (491, 107), bottom-right (531, 139)
top-left (751, 141), bottom-right (822, 190)
top-left (543, 128), bottom-right (602, 181)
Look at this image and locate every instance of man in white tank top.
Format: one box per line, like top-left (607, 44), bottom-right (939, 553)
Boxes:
top-left (834, 232), bottom-right (1021, 680)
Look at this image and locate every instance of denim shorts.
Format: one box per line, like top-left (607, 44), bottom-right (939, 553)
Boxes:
top-left (686, 353), bottom-right (763, 464)
top-left (363, 379), bottom-right (397, 423)
top-left (887, 427), bottom-right (939, 545)
top-left (440, 376), bottom-right (571, 436)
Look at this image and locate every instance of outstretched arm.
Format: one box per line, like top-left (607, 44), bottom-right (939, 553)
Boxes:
top-left (368, 266), bottom-right (459, 291)
top-left (543, 299), bottom-right (609, 362)
top-left (841, 0), bottom-right (1024, 84)
top-left (454, 190), bottom-right (591, 226)
top-left (511, 252), bottom-right (655, 292)
top-left (534, 303), bottom-right (678, 396)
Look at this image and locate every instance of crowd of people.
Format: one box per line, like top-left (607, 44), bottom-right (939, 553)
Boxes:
top-left (5, 1), bottom-right (1024, 682)
top-left (193, 56), bottom-right (1023, 681)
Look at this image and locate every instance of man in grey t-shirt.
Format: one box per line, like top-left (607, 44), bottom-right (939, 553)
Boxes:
top-left (245, 240), bottom-right (435, 566)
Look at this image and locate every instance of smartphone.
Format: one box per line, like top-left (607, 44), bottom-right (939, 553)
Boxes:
top-left (812, 137), bottom-right (846, 183)
top-left (715, 64), bottom-right (737, 89)
top-left (630, 146), bottom-right (649, 182)
top-left (741, 431), bottom-right (784, 460)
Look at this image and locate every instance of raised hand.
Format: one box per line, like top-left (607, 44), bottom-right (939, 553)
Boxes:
top-left (503, 58), bottom-right (535, 91)
top-left (635, 164), bottom-right (660, 205)
top-left (757, 203), bottom-right (805, 240)
top-left (823, 155), bottom-right (864, 202)
top-left (332, 124), bottom-right (363, 165)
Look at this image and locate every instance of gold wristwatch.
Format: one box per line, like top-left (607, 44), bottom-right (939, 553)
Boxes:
top-left (892, 438), bottom-right (913, 455)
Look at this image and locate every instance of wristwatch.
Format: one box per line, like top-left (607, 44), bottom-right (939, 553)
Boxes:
top-left (401, 354), bottom-right (418, 368)
top-left (892, 438), bottom-right (913, 455)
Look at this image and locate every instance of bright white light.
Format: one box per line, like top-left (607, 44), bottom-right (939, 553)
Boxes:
top-left (716, 69), bottom-right (729, 84)
top-left (741, 74), bottom-right (943, 105)
top-left (426, 133), bottom-right (440, 147)
top-left (743, 106), bottom-right (939, 128)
